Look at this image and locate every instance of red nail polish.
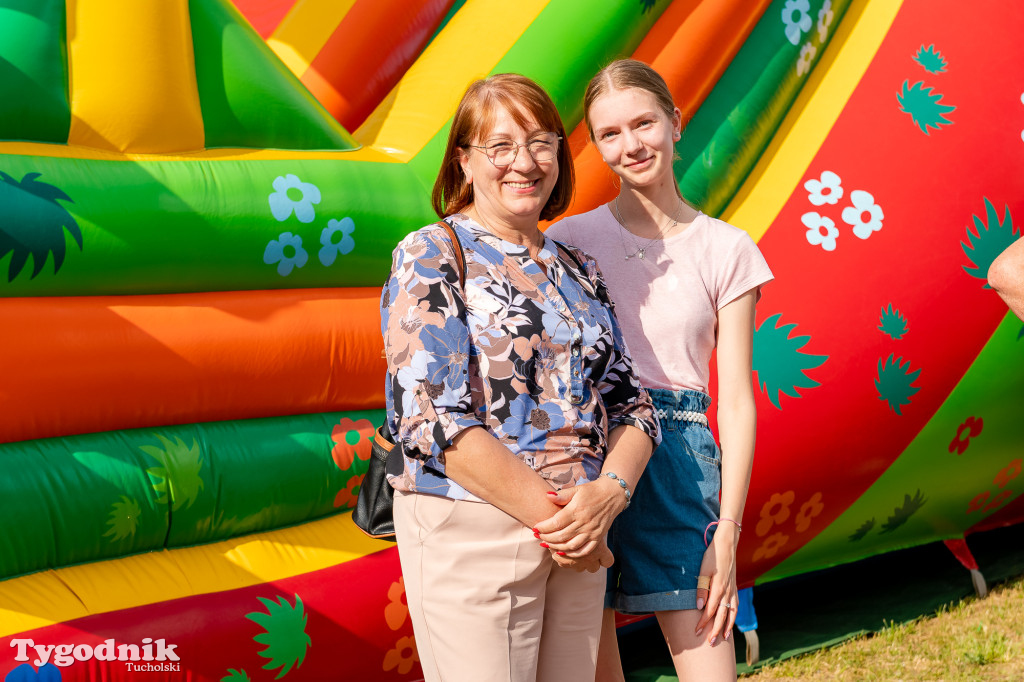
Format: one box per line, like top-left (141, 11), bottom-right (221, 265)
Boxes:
top-left (533, 532), bottom-right (540, 538)
top-left (531, 528), bottom-right (539, 533)
top-left (546, 491), bottom-right (558, 496)
top-left (557, 551), bottom-right (567, 556)
top-left (540, 543), bottom-right (549, 548)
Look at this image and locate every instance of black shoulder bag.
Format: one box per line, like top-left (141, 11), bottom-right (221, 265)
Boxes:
top-left (353, 220), bottom-right (466, 540)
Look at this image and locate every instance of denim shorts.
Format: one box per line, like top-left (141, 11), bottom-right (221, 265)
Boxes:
top-left (605, 388), bottom-right (721, 614)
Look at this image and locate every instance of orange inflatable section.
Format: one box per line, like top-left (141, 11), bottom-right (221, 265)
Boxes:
top-left (561, 0), bottom-right (772, 218)
top-left (0, 288), bottom-right (385, 444)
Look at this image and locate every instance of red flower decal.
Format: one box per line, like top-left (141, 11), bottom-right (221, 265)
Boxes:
top-left (756, 491), bottom-right (795, 537)
top-left (948, 416), bottom-right (983, 455)
top-left (752, 532), bottom-right (789, 561)
top-left (983, 489), bottom-right (1013, 512)
top-left (966, 491), bottom-right (989, 514)
top-left (331, 417), bottom-right (374, 470)
top-left (994, 459), bottom-right (1022, 489)
top-left (383, 635), bottom-right (419, 675)
top-left (333, 474), bottom-right (363, 509)
top-left (794, 492), bottom-right (824, 532)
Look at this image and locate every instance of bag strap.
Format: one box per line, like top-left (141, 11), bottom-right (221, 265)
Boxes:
top-left (437, 219), bottom-right (466, 290)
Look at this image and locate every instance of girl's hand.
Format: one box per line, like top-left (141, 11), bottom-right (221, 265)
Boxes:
top-left (694, 524), bottom-right (740, 646)
top-left (532, 477), bottom-right (627, 558)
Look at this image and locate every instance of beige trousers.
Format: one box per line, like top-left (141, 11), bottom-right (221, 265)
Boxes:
top-left (394, 490), bottom-right (606, 682)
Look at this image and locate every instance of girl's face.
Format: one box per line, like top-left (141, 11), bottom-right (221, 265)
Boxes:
top-left (588, 86), bottom-right (681, 190)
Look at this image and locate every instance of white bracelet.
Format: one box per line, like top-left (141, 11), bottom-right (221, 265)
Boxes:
top-left (602, 472), bottom-right (631, 508)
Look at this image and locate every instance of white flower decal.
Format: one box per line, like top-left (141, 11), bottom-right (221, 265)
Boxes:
top-left (796, 41), bottom-right (817, 76)
top-left (782, 0), bottom-right (812, 46)
top-left (804, 170), bottom-right (843, 206)
top-left (319, 217), bottom-right (356, 266)
top-left (842, 190), bottom-right (884, 239)
top-left (802, 212), bottom-right (839, 251)
top-left (817, 0), bottom-right (834, 43)
top-left (263, 232), bottom-right (308, 275)
top-left (268, 174), bottom-right (321, 223)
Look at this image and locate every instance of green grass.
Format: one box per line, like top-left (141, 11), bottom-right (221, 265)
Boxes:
top-left (744, 575), bottom-right (1024, 681)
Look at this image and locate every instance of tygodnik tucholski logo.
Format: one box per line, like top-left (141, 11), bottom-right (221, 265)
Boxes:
top-left (10, 638), bottom-right (181, 672)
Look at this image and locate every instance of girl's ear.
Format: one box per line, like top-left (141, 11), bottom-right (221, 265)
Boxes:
top-left (672, 106), bottom-right (683, 141)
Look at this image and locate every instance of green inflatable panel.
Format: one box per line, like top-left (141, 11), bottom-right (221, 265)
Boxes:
top-left (189, 0), bottom-right (356, 150)
top-left (676, 0), bottom-right (851, 216)
top-left (0, 155), bottom-right (433, 294)
top-left (760, 314), bottom-right (1024, 584)
top-left (0, 409), bottom-right (382, 581)
top-left (0, 0), bottom-right (70, 143)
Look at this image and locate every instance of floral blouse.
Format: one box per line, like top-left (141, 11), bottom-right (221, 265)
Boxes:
top-left (381, 214), bottom-right (660, 502)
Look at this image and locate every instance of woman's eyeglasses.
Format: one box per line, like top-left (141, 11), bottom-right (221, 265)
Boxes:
top-left (467, 134), bottom-right (561, 167)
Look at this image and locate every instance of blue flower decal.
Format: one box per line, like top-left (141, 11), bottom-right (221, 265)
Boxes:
top-left (263, 232), bottom-right (308, 276)
top-left (268, 174), bottom-right (321, 223)
top-left (319, 217), bottom-right (356, 266)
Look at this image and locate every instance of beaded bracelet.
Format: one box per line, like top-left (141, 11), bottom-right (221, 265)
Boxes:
top-left (602, 472), bottom-right (632, 509)
top-left (703, 517), bottom-right (742, 546)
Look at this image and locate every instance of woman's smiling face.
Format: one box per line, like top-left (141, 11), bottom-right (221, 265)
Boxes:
top-left (458, 105), bottom-right (560, 228)
top-left (588, 86), bottom-right (681, 190)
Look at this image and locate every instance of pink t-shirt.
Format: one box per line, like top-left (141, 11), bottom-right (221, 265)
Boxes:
top-left (546, 205), bottom-right (773, 393)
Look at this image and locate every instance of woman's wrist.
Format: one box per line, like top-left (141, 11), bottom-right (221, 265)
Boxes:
top-left (597, 472), bottom-right (631, 513)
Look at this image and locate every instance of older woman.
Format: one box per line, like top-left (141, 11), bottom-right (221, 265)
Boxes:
top-left (381, 73), bottom-right (660, 682)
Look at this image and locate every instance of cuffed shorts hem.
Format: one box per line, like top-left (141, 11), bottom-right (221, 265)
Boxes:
top-left (611, 588), bottom-right (699, 615)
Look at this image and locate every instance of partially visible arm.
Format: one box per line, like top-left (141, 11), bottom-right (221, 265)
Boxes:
top-left (695, 288), bottom-right (757, 642)
top-left (443, 426), bottom-right (562, 529)
top-left (989, 238), bottom-right (1024, 321)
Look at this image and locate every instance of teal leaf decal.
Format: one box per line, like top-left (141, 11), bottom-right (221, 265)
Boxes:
top-left (639, 0), bottom-right (657, 12)
top-left (221, 670), bottom-right (252, 682)
top-left (875, 354), bottom-right (921, 415)
top-left (877, 304), bottom-right (908, 340)
top-left (141, 434), bottom-right (205, 512)
top-left (1018, 326), bottom-right (1023, 341)
top-left (102, 496), bottom-right (141, 542)
top-left (848, 518), bottom-right (875, 542)
top-left (246, 594), bottom-right (311, 679)
top-left (0, 171), bottom-right (82, 282)
top-left (753, 313), bottom-right (829, 409)
top-left (897, 80), bottom-right (955, 134)
top-left (913, 44), bottom-right (948, 73)
top-left (880, 490), bottom-right (927, 533)
top-left (961, 198), bottom-right (1017, 287)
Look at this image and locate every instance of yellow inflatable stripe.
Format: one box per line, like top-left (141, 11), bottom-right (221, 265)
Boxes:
top-left (266, 0), bottom-right (358, 77)
top-left (66, 0), bottom-right (205, 153)
top-left (0, 141), bottom-right (401, 163)
top-left (721, 0), bottom-right (904, 240)
top-left (0, 512), bottom-right (387, 637)
top-left (354, 0), bottom-right (550, 160)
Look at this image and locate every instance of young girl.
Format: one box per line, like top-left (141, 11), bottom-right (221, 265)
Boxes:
top-left (542, 59), bottom-right (773, 680)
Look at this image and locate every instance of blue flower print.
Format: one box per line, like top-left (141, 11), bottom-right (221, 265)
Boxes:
top-left (422, 317), bottom-right (470, 388)
top-left (505, 394), bottom-right (566, 451)
top-left (319, 217), bottom-right (356, 266)
top-left (263, 232), bottom-right (308, 276)
top-left (397, 349), bottom-right (430, 415)
top-left (268, 174), bottom-right (321, 223)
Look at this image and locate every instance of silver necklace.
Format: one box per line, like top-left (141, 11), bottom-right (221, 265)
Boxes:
top-left (614, 198), bottom-right (684, 261)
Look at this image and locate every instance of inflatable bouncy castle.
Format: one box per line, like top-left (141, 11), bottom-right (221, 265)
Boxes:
top-left (1, 0), bottom-right (1021, 679)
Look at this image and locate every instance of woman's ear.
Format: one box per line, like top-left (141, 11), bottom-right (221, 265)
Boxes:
top-left (458, 148), bottom-right (473, 186)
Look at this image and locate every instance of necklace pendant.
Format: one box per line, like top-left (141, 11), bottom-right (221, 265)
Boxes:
top-left (637, 249), bottom-right (646, 260)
